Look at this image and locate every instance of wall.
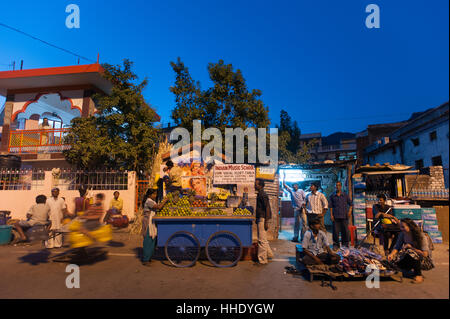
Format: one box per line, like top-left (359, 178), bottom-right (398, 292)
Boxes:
top-left (0, 171), bottom-right (136, 220)
top-left (366, 145), bottom-right (402, 166)
top-left (401, 122), bottom-right (449, 186)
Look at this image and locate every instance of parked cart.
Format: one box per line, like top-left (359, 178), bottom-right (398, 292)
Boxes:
top-left (154, 216), bottom-right (253, 268)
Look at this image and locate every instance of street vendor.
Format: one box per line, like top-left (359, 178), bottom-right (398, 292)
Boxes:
top-left (301, 219), bottom-right (340, 265)
top-left (14, 195), bottom-right (51, 241)
top-left (373, 194), bottom-right (400, 256)
top-left (165, 160), bottom-right (183, 193)
top-left (103, 191), bottom-right (124, 223)
top-left (141, 189), bottom-right (169, 266)
top-left (388, 218), bottom-right (433, 284)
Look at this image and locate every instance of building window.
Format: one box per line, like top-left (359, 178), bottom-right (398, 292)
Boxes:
top-left (411, 138), bottom-right (420, 146)
top-left (432, 156), bottom-right (442, 166)
top-left (430, 131), bottom-right (437, 141)
top-left (415, 159), bottom-right (424, 169)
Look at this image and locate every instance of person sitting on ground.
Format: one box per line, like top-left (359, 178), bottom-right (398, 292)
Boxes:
top-left (14, 195), bottom-right (51, 241)
top-left (373, 193), bottom-right (400, 256)
top-left (388, 218), bottom-right (434, 284)
top-left (103, 191), bottom-right (124, 223)
top-left (301, 218), bottom-right (340, 266)
top-left (79, 193), bottom-right (105, 239)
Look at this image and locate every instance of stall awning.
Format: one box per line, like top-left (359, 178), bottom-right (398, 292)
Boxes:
top-left (361, 170), bottom-right (419, 175)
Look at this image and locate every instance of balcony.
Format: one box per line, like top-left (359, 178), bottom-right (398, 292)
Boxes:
top-left (8, 128), bottom-right (71, 154)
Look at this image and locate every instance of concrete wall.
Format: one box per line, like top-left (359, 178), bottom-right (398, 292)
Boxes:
top-left (366, 146), bottom-right (402, 166)
top-left (401, 122), bottom-right (449, 186)
top-left (0, 171), bottom-right (136, 221)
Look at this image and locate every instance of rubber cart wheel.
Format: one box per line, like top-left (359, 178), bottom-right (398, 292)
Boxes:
top-left (205, 231), bottom-right (242, 268)
top-left (164, 231), bottom-right (201, 268)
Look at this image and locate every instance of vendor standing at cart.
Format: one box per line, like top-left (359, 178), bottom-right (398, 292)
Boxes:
top-left (254, 179), bottom-right (274, 266)
top-left (141, 189), bottom-right (169, 266)
top-left (305, 182), bottom-right (328, 231)
top-left (282, 179), bottom-right (306, 243)
top-left (329, 181), bottom-right (353, 250)
top-left (165, 160), bottom-right (183, 193)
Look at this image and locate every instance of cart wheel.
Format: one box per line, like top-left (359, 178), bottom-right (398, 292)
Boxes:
top-left (205, 231), bottom-right (242, 268)
top-left (164, 231), bottom-right (201, 268)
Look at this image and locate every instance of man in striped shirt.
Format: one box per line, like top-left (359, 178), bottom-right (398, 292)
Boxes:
top-left (305, 182), bottom-right (328, 231)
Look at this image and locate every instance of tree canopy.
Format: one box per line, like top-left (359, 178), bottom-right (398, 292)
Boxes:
top-left (64, 59), bottom-right (160, 172)
top-left (277, 109), bottom-right (317, 164)
top-left (170, 58), bottom-right (270, 132)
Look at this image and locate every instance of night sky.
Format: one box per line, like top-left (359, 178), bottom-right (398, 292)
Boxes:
top-left (0, 0), bottom-right (448, 135)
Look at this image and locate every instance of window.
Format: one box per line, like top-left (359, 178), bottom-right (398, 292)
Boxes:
top-left (415, 159), bottom-right (424, 169)
top-left (432, 156), bottom-right (442, 166)
top-left (429, 131), bottom-right (437, 141)
top-left (411, 138), bottom-right (420, 146)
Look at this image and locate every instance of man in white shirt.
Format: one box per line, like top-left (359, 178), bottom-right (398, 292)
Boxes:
top-left (283, 180), bottom-right (306, 242)
top-left (305, 182), bottom-right (328, 231)
top-left (45, 188), bottom-right (67, 249)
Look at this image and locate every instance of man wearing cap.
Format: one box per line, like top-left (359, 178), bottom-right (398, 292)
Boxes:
top-left (305, 182), bottom-right (328, 231)
top-left (45, 188), bottom-right (67, 249)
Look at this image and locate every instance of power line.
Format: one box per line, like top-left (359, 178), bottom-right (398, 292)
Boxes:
top-left (0, 22), bottom-right (95, 63)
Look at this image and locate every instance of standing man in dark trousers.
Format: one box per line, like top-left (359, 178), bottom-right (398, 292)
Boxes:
top-left (329, 181), bottom-right (353, 250)
top-left (254, 179), bottom-right (274, 265)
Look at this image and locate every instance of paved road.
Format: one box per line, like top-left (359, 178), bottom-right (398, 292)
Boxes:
top-left (0, 231), bottom-right (448, 299)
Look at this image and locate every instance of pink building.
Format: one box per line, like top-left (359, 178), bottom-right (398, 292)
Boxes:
top-left (0, 63), bottom-right (113, 168)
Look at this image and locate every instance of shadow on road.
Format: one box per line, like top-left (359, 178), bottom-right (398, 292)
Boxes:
top-left (18, 249), bottom-right (51, 266)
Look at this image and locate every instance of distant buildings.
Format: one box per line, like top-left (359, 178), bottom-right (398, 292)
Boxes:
top-left (363, 102), bottom-right (449, 187)
top-left (300, 132), bottom-right (357, 163)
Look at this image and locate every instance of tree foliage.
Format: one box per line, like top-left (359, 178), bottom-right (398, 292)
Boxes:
top-left (277, 109), bottom-right (317, 164)
top-left (64, 59), bottom-right (160, 172)
top-left (170, 58), bottom-right (270, 133)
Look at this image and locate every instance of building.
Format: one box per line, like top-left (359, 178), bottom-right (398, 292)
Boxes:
top-left (301, 132), bottom-right (357, 163)
top-left (356, 121), bottom-right (406, 167)
top-left (364, 102), bottom-right (449, 186)
top-left (0, 63), bottom-right (114, 168)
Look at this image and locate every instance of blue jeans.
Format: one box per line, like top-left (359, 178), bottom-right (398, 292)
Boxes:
top-left (332, 218), bottom-right (349, 247)
top-left (293, 208), bottom-right (306, 241)
top-left (143, 229), bottom-right (157, 262)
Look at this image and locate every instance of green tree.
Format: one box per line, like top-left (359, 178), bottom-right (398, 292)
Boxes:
top-left (170, 58), bottom-right (270, 132)
top-left (277, 109), bottom-right (317, 164)
top-left (64, 59), bottom-right (160, 172)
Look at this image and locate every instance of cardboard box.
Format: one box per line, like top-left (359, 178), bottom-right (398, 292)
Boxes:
top-left (422, 212), bottom-right (437, 220)
top-left (423, 219), bottom-right (438, 227)
top-left (393, 207), bottom-right (422, 220)
top-left (424, 224), bottom-right (440, 231)
top-left (421, 208), bottom-right (436, 215)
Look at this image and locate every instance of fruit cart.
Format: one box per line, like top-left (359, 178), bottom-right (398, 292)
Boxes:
top-left (154, 193), bottom-right (254, 268)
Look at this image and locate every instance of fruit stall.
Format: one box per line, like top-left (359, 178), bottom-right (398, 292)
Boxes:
top-left (154, 190), bottom-right (255, 268)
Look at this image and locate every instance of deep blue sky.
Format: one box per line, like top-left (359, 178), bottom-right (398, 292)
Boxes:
top-left (0, 0), bottom-right (448, 135)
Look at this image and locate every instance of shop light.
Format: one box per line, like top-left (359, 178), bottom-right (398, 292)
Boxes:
top-left (280, 169), bottom-right (306, 182)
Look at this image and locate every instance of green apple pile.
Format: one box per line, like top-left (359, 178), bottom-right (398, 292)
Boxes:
top-left (233, 208), bottom-right (252, 216)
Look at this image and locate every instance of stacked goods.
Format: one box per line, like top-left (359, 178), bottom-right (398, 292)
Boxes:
top-left (233, 208), bottom-right (252, 216)
top-left (421, 208), bottom-right (442, 243)
top-left (336, 247), bottom-right (396, 277)
top-left (353, 175), bottom-right (367, 240)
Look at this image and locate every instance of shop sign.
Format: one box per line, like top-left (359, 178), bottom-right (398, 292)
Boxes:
top-left (214, 164), bottom-right (255, 184)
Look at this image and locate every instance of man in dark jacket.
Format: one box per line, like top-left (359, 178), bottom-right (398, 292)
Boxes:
top-left (254, 179), bottom-right (274, 265)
